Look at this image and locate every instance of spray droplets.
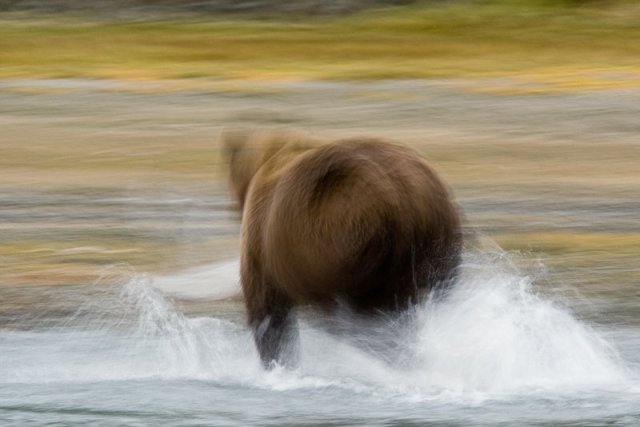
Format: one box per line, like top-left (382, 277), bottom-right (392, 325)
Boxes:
top-left (1, 253), bottom-right (636, 400)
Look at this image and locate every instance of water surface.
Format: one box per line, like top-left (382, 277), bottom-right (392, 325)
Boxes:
top-left (2, 253), bottom-right (639, 426)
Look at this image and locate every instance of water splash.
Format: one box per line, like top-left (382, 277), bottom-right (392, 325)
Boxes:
top-left (1, 252), bottom-right (636, 402)
top-left (404, 252), bottom-right (630, 395)
top-left (151, 259), bottom-right (241, 299)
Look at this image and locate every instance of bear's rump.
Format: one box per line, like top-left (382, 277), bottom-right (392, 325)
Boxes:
top-left (261, 140), bottom-right (450, 305)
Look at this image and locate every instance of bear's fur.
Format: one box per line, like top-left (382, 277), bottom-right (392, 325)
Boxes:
top-left (223, 129), bottom-right (462, 367)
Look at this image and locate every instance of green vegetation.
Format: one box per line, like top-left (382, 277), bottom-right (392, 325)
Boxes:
top-left (1, 0), bottom-right (639, 82)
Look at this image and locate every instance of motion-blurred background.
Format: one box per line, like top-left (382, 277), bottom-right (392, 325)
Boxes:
top-left (0, 0), bottom-right (639, 320)
top-left (2, 4), bottom-right (640, 426)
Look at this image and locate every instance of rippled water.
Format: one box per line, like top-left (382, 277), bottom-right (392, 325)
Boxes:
top-left (2, 253), bottom-right (639, 426)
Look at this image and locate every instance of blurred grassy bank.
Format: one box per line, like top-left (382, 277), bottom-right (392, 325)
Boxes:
top-left (1, 0), bottom-right (639, 292)
top-left (1, 0), bottom-right (640, 84)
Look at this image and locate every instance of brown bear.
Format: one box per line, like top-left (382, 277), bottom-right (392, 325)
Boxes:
top-left (223, 129), bottom-right (462, 368)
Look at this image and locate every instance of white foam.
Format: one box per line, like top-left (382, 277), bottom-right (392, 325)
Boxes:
top-left (1, 252), bottom-right (637, 402)
top-left (151, 259), bottom-right (241, 299)
top-left (402, 255), bottom-right (630, 395)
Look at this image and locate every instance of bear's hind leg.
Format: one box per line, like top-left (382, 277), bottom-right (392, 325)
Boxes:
top-left (246, 286), bottom-right (299, 369)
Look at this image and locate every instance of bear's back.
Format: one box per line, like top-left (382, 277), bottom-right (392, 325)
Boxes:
top-left (261, 138), bottom-right (460, 308)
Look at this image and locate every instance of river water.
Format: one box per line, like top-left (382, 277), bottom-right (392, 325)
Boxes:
top-left (1, 252), bottom-right (639, 426)
top-left (1, 79), bottom-right (639, 425)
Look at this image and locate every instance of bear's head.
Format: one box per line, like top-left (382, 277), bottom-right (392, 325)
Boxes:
top-left (221, 129), bottom-right (320, 211)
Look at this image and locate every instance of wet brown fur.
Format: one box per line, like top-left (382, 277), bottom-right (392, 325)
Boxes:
top-left (223, 129), bottom-right (462, 367)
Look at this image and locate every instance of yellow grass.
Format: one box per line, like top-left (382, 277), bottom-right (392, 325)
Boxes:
top-left (1, 1), bottom-right (640, 85)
